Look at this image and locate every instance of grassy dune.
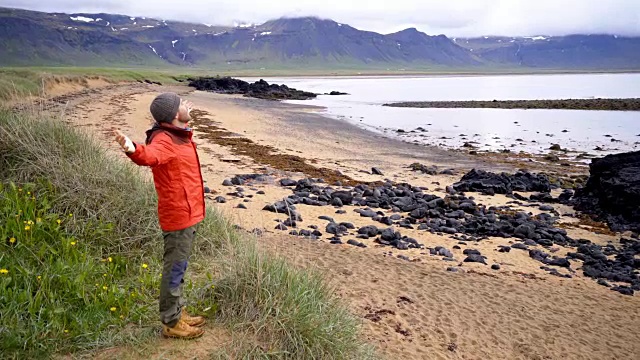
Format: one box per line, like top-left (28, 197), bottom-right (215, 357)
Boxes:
top-left (0, 67), bottom-right (189, 101)
top-left (0, 106), bottom-right (376, 359)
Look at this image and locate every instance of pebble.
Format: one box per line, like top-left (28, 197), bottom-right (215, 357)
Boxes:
top-left (463, 249), bottom-right (482, 256)
top-left (340, 222), bottom-right (356, 229)
top-left (358, 225), bottom-right (379, 237)
top-left (280, 178), bottom-right (297, 187)
top-left (511, 243), bottom-right (529, 250)
top-left (464, 254), bottom-right (487, 265)
top-left (283, 218), bottom-right (297, 228)
top-left (372, 167), bottom-right (384, 175)
top-left (299, 230), bottom-right (312, 237)
top-left (347, 239), bottom-right (367, 248)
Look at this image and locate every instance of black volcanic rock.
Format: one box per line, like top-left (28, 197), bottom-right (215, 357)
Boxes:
top-left (189, 77), bottom-right (317, 100)
top-left (453, 169), bottom-right (551, 194)
top-left (574, 240), bottom-right (640, 295)
top-left (410, 163), bottom-right (439, 175)
top-left (372, 167), bottom-right (384, 175)
top-left (572, 151), bottom-right (640, 232)
top-left (267, 176), bottom-right (640, 292)
top-left (464, 254), bottom-right (487, 265)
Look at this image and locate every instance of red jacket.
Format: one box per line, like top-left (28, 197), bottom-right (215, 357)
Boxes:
top-left (127, 123), bottom-right (205, 232)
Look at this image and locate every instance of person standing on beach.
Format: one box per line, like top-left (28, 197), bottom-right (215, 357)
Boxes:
top-left (113, 92), bottom-right (206, 339)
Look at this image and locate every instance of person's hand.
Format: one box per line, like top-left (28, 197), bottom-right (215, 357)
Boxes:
top-left (183, 100), bottom-right (194, 113)
top-left (114, 130), bottom-right (135, 153)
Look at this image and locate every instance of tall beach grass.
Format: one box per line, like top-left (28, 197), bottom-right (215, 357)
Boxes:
top-left (0, 105), bottom-right (376, 359)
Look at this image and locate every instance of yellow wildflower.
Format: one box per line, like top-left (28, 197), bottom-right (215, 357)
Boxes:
top-left (108, 257), bottom-right (113, 263)
top-left (141, 263), bottom-right (148, 269)
top-left (103, 273), bottom-right (107, 277)
top-left (37, 276), bottom-right (41, 280)
top-left (27, 191), bottom-right (31, 195)
top-left (57, 219), bottom-right (62, 225)
top-left (0, 269), bottom-right (8, 275)
top-left (64, 329), bottom-right (69, 334)
top-left (69, 213), bottom-right (73, 217)
top-left (36, 218), bottom-right (42, 223)
top-left (103, 286), bottom-right (108, 290)
top-left (110, 307), bottom-right (117, 312)
top-left (27, 220), bottom-right (33, 225)
top-left (9, 237), bottom-right (16, 244)
top-left (24, 225), bottom-right (31, 231)
top-left (70, 241), bottom-right (76, 246)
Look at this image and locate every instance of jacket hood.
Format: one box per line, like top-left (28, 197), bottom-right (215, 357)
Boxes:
top-left (145, 123), bottom-right (192, 144)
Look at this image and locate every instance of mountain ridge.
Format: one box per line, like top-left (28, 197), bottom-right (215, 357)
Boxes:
top-left (0, 6), bottom-right (638, 70)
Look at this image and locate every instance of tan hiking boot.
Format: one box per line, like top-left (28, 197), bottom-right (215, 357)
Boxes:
top-left (162, 319), bottom-right (204, 339)
top-left (181, 309), bottom-right (206, 327)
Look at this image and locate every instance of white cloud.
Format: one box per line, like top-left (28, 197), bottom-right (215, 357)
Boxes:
top-left (1, 0), bottom-right (639, 36)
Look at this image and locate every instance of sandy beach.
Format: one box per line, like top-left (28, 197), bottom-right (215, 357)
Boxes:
top-left (47, 82), bottom-right (640, 359)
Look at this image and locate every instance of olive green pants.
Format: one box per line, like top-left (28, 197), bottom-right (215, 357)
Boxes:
top-left (159, 224), bottom-right (198, 327)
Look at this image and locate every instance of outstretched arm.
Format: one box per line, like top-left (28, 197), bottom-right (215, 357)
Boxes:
top-left (114, 130), bottom-right (175, 167)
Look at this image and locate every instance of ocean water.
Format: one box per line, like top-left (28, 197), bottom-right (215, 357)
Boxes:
top-left (248, 73), bottom-right (640, 158)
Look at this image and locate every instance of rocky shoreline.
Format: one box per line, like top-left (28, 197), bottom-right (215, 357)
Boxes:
top-left (383, 98), bottom-right (640, 111)
top-left (187, 88), bottom-right (640, 296)
top-left (188, 77), bottom-right (317, 100)
top-left (217, 161), bottom-right (640, 296)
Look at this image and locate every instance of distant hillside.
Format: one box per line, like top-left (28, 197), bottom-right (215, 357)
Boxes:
top-left (455, 35), bottom-right (640, 69)
top-left (1, 6), bottom-right (639, 70)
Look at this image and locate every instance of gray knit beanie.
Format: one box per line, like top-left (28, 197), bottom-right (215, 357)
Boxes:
top-left (150, 92), bottom-right (181, 123)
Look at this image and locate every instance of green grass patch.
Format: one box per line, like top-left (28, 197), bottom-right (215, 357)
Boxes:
top-left (0, 106), bottom-right (377, 359)
top-left (0, 181), bottom-right (160, 357)
top-left (0, 67), bottom-right (191, 102)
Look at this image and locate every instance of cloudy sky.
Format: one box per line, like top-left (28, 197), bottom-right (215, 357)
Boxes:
top-left (1, 0), bottom-right (639, 37)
